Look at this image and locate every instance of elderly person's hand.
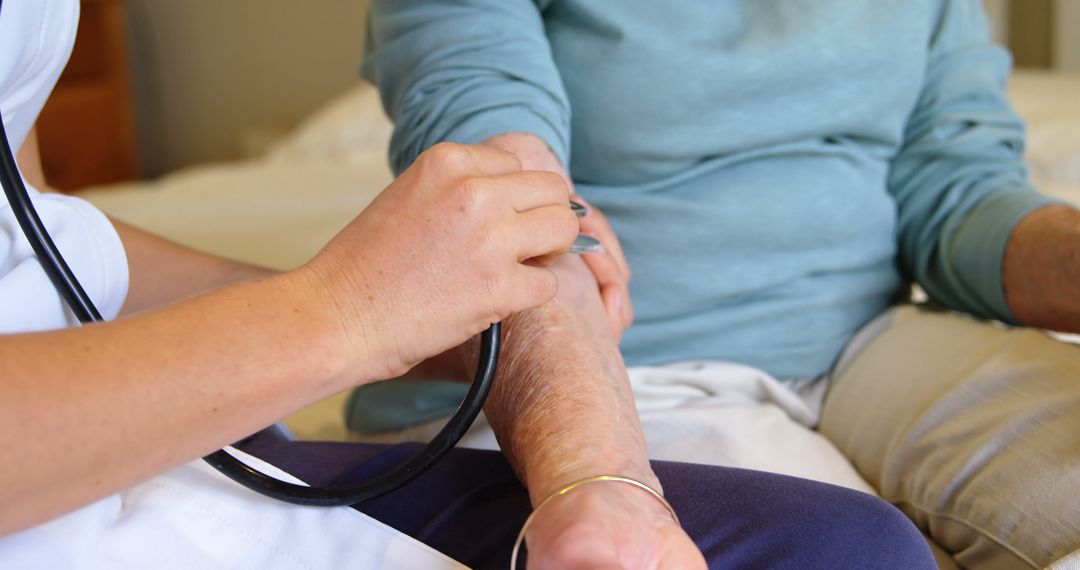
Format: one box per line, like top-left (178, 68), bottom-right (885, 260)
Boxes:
top-left (522, 480), bottom-right (705, 569)
top-left (1003, 204), bottom-right (1080, 333)
top-left (481, 133), bottom-right (634, 341)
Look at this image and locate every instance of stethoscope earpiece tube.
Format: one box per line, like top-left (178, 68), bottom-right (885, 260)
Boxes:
top-left (0, 0), bottom-right (497, 503)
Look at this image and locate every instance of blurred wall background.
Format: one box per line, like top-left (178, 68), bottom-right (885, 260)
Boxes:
top-left (118, 1), bottom-right (1074, 178)
top-left (985, 0), bottom-right (1009, 44)
top-left (985, 0), bottom-right (1080, 72)
top-left (1058, 1), bottom-right (1080, 72)
top-left (124, 0), bottom-right (370, 177)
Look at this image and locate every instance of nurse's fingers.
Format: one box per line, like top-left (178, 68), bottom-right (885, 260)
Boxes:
top-left (513, 204), bottom-right (579, 266)
top-left (484, 170), bottom-right (572, 213)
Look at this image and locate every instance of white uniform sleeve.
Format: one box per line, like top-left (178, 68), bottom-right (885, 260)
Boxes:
top-left (0, 0), bottom-right (79, 148)
top-left (0, 185), bottom-right (129, 332)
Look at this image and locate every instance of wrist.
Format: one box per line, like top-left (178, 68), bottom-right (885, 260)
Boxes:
top-left (525, 456), bottom-right (663, 508)
top-left (220, 260), bottom-right (276, 286)
top-left (279, 264), bottom-right (387, 390)
top-left (531, 475), bottom-right (676, 527)
top-left (517, 475), bottom-right (693, 570)
top-left (517, 475), bottom-right (679, 568)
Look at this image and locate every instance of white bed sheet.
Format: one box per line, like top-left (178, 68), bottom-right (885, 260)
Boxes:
top-left (83, 156), bottom-right (392, 272)
top-left (1008, 71), bottom-right (1080, 190)
top-left (81, 83), bottom-right (396, 271)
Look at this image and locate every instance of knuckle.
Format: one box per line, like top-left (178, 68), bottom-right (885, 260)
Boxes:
top-left (422, 142), bottom-right (471, 175)
top-left (499, 148), bottom-right (523, 171)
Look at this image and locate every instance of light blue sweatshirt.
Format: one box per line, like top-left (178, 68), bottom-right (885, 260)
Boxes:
top-left (362, 0), bottom-right (1056, 380)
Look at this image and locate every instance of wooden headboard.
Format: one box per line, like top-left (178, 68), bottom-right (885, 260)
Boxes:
top-left (1008, 0), bottom-right (1055, 68)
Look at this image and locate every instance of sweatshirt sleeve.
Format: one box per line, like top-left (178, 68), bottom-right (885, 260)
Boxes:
top-left (887, 0), bottom-right (1060, 324)
top-left (360, 0), bottom-right (571, 175)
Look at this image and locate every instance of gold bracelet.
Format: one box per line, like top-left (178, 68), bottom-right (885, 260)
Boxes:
top-left (509, 475), bottom-right (679, 570)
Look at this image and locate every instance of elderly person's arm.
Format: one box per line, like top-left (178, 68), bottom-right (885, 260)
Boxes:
top-left (481, 256), bottom-right (702, 568)
top-left (364, 1), bottom-right (702, 564)
top-left (887, 1), bottom-right (1079, 332)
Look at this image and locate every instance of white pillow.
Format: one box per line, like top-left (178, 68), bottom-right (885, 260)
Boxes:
top-left (268, 81), bottom-right (394, 163)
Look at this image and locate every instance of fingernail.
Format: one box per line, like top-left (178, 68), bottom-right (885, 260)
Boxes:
top-left (570, 234), bottom-right (601, 254)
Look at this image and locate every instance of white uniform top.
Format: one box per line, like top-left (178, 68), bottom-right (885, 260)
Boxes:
top-left (0, 2), bottom-right (461, 567)
top-left (0, 0), bottom-right (128, 331)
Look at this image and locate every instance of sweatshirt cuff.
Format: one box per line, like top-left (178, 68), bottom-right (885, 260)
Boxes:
top-left (441, 106), bottom-right (570, 167)
top-left (950, 190), bottom-right (1065, 324)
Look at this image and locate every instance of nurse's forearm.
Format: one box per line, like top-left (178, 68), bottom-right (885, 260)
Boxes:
top-left (1003, 204), bottom-right (1080, 332)
top-left (112, 218), bottom-right (275, 315)
top-left (0, 271), bottom-right (358, 536)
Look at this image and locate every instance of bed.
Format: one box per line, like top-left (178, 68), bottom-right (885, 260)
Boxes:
top-left (79, 70), bottom-right (1080, 442)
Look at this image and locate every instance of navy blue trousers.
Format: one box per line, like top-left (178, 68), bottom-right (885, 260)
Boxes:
top-left (238, 438), bottom-right (935, 569)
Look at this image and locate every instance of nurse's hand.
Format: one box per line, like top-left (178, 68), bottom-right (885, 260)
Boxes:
top-left (301, 142), bottom-right (578, 381)
top-left (524, 483), bottom-right (706, 570)
top-left (481, 133), bottom-right (634, 341)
